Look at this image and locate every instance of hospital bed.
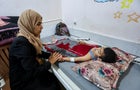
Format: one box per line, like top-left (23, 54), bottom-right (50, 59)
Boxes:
top-left (42, 35), bottom-right (140, 90)
top-left (0, 19), bottom-right (139, 90)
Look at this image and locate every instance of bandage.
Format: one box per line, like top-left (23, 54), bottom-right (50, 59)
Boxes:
top-left (70, 57), bottom-right (75, 62)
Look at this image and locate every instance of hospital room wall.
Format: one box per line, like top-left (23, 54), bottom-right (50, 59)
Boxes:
top-left (0, 0), bottom-right (62, 37)
top-left (61, 0), bottom-right (140, 44)
top-left (1, 0), bottom-right (140, 43)
top-left (0, 0), bottom-right (61, 22)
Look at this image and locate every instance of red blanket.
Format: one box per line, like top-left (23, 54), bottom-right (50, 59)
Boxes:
top-left (44, 39), bottom-right (100, 56)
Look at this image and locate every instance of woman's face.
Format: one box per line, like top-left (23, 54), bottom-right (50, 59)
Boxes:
top-left (34, 21), bottom-right (43, 37)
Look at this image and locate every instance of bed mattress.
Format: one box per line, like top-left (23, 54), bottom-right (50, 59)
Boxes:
top-left (42, 35), bottom-right (140, 90)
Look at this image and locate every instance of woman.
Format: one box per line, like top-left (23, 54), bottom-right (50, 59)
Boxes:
top-left (60, 47), bottom-right (117, 63)
top-left (9, 9), bottom-right (62, 90)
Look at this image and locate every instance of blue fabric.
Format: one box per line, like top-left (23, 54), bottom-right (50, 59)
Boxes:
top-left (89, 49), bottom-right (97, 60)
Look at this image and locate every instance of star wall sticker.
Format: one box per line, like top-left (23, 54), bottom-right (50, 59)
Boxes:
top-left (127, 12), bottom-right (140, 23)
top-left (114, 11), bottom-right (122, 19)
top-left (121, 0), bottom-right (134, 9)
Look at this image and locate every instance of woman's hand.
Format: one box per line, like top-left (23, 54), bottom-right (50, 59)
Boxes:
top-left (48, 52), bottom-right (62, 64)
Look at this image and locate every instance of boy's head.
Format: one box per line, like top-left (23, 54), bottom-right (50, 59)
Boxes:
top-left (100, 47), bottom-right (117, 63)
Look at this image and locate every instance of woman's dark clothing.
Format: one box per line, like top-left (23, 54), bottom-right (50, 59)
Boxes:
top-left (9, 36), bottom-right (60, 90)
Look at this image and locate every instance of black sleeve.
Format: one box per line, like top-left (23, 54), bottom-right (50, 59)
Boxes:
top-left (10, 37), bottom-right (51, 72)
top-left (37, 51), bottom-right (51, 59)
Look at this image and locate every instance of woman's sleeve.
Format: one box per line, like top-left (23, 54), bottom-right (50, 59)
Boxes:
top-left (11, 37), bottom-right (52, 72)
top-left (37, 51), bottom-right (51, 59)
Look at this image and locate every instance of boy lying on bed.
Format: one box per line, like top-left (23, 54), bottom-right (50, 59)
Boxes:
top-left (59, 46), bottom-right (117, 63)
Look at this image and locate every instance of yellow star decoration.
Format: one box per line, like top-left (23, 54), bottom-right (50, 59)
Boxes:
top-left (121, 0), bottom-right (134, 9)
top-left (114, 11), bottom-right (122, 19)
top-left (127, 12), bottom-right (140, 23)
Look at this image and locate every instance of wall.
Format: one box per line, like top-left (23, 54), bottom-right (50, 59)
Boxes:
top-left (0, 0), bottom-right (62, 38)
top-left (0, 0), bottom-right (61, 22)
top-left (61, 0), bottom-right (85, 26)
top-left (1, 0), bottom-right (139, 54)
top-left (61, 0), bottom-right (140, 44)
